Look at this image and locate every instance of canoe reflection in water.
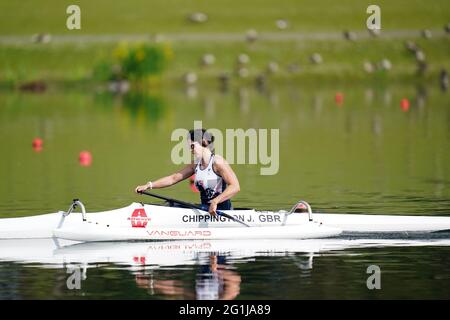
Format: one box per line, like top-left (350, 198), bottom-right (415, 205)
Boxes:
top-left (1, 237), bottom-right (450, 300)
top-left (135, 254), bottom-right (241, 300)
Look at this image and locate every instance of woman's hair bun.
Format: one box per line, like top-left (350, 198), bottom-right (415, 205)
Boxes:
top-left (189, 128), bottom-right (214, 144)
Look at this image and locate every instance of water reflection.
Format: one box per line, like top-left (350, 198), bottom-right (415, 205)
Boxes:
top-left (1, 237), bottom-right (450, 299)
top-left (95, 90), bottom-right (166, 124)
top-left (1, 83), bottom-right (449, 215)
top-left (122, 91), bottom-right (166, 123)
top-left (196, 255), bottom-right (241, 300)
top-left (135, 254), bottom-right (241, 300)
top-left (238, 88), bottom-right (250, 114)
top-left (415, 85), bottom-right (427, 109)
top-left (185, 86), bottom-right (198, 99)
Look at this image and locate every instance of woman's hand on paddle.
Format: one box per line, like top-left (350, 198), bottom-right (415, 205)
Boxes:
top-left (208, 199), bottom-right (219, 216)
top-left (135, 183), bottom-right (151, 193)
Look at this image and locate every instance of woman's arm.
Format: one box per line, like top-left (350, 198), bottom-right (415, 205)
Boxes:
top-left (135, 164), bottom-right (195, 193)
top-left (209, 156), bottom-right (240, 214)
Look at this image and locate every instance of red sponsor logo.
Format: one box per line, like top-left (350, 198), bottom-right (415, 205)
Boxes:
top-left (133, 256), bottom-right (146, 265)
top-left (128, 208), bottom-right (151, 228)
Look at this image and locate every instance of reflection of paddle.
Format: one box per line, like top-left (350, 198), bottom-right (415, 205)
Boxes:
top-left (139, 191), bottom-right (250, 227)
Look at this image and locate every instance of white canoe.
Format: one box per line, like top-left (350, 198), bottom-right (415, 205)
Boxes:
top-left (315, 213), bottom-right (450, 233)
top-left (1, 200), bottom-right (450, 242)
top-left (0, 201), bottom-right (341, 241)
top-left (53, 222), bottom-right (339, 241)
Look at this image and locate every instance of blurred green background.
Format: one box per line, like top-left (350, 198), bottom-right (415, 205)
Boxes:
top-left (1, 0), bottom-right (448, 34)
top-left (0, 0), bottom-right (449, 85)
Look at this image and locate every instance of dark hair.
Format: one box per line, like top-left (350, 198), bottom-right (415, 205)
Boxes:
top-left (188, 128), bottom-right (215, 149)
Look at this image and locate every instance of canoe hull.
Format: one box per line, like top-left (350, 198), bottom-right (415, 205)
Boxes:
top-left (314, 213), bottom-right (450, 233)
top-left (53, 222), bottom-right (341, 241)
top-left (1, 202), bottom-right (450, 241)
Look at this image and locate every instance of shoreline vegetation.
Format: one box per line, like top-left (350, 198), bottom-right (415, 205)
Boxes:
top-left (0, 0), bottom-right (449, 92)
top-left (0, 31), bottom-right (449, 91)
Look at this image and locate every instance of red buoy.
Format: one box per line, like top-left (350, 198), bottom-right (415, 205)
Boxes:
top-left (79, 151), bottom-right (92, 166)
top-left (335, 92), bottom-right (344, 106)
top-left (32, 138), bottom-right (43, 152)
top-left (400, 98), bottom-right (410, 112)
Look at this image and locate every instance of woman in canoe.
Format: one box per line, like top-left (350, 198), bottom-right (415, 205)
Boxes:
top-left (135, 129), bottom-right (240, 216)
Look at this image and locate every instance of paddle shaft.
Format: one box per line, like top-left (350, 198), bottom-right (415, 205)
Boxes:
top-left (139, 191), bottom-right (250, 227)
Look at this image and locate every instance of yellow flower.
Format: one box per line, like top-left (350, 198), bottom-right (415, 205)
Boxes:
top-left (113, 42), bottom-right (129, 60)
top-left (135, 48), bottom-right (145, 62)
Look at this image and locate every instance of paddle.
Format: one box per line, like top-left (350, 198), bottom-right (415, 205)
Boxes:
top-left (138, 190), bottom-right (250, 227)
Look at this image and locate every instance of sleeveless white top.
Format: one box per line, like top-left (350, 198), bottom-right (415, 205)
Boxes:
top-left (194, 155), bottom-right (226, 205)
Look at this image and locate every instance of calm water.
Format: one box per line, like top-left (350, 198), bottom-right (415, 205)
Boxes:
top-left (1, 237), bottom-right (450, 299)
top-left (0, 83), bottom-right (449, 299)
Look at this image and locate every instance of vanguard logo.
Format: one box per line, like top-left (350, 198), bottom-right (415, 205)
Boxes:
top-left (147, 230), bottom-right (212, 237)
